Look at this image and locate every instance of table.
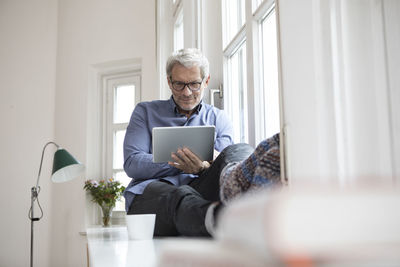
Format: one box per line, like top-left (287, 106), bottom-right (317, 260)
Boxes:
top-left (86, 227), bottom-right (159, 267)
top-left (86, 226), bottom-right (268, 267)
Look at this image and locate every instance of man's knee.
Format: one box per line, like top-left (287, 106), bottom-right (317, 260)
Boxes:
top-left (211, 143), bottom-right (254, 172)
top-left (220, 143), bottom-right (254, 161)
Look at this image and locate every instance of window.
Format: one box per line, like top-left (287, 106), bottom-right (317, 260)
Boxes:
top-left (226, 42), bottom-right (248, 143)
top-left (174, 10), bottom-right (184, 51)
top-left (105, 75), bottom-right (141, 211)
top-left (222, 0), bottom-right (280, 146)
top-left (87, 59), bottom-right (142, 225)
top-left (223, 0), bottom-right (246, 47)
top-left (259, 5), bottom-right (280, 142)
top-left (222, 0), bottom-right (248, 143)
top-left (173, 1), bottom-right (184, 51)
top-left (158, 0), bottom-right (281, 146)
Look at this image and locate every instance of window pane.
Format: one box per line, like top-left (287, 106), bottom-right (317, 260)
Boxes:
top-left (113, 130), bottom-right (126, 169)
top-left (223, 0), bottom-right (246, 47)
top-left (114, 85), bottom-right (135, 124)
top-left (261, 8), bottom-right (280, 138)
top-left (174, 12), bottom-right (184, 51)
top-left (114, 171), bottom-right (130, 211)
top-left (228, 42), bottom-right (248, 143)
top-left (115, 170), bottom-right (131, 188)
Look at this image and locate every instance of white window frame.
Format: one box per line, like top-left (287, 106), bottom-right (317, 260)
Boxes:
top-left (223, 36), bottom-right (249, 143)
top-left (101, 70), bottom-right (141, 218)
top-left (173, 0), bottom-right (184, 51)
top-left (104, 76), bottom-right (141, 174)
top-left (222, 0), bottom-right (281, 147)
top-left (222, 0), bottom-right (248, 143)
top-left (222, 0), bottom-right (246, 48)
top-left (254, 1), bottom-right (280, 144)
top-left (174, 8), bottom-right (184, 51)
top-left (87, 58), bottom-right (142, 226)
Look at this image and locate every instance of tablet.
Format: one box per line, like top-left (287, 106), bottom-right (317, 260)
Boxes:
top-left (152, 126), bottom-right (215, 163)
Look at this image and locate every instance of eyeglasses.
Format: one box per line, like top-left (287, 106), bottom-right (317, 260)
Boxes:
top-left (170, 77), bottom-right (204, 92)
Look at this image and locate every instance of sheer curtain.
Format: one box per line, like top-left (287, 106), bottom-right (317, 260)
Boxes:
top-left (278, 0), bottom-right (400, 184)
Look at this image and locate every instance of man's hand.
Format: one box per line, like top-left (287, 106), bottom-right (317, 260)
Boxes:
top-left (168, 147), bottom-right (211, 174)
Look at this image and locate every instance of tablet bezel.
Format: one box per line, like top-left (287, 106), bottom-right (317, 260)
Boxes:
top-left (152, 126), bottom-right (215, 163)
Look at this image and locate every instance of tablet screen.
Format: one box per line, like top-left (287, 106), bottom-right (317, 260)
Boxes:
top-left (152, 126), bottom-right (215, 163)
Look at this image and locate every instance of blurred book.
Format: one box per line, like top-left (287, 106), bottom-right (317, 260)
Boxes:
top-left (158, 184), bottom-right (400, 266)
top-left (216, 185), bottom-right (400, 266)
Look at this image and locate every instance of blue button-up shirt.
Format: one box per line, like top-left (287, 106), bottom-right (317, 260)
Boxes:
top-left (123, 96), bottom-right (234, 210)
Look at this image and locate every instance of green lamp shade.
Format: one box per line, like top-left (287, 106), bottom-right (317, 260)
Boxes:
top-left (51, 148), bottom-right (85, 183)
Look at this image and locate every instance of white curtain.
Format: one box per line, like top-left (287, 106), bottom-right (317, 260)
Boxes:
top-left (278, 0), bottom-right (400, 184)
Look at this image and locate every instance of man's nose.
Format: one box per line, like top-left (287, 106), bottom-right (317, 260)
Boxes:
top-left (182, 85), bottom-right (192, 96)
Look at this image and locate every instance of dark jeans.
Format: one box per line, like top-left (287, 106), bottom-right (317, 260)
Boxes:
top-left (127, 143), bottom-right (254, 237)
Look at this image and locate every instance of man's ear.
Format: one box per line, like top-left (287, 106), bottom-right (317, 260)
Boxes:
top-left (204, 75), bottom-right (210, 87)
top-left (167, 76), bottom-right (172, 88)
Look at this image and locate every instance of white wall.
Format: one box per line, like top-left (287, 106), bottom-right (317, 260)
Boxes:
top-left (50, 0), bottom-right (157, 266)
top-left (200, 0), bottom-right (224, 92)
top-left (157, 0), bottom-right (174, 100)
top-left (0, 1), bottom-right (58, 266)
top-left (0, 0), bottom-right (156, 266)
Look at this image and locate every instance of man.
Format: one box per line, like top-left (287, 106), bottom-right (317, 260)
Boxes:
top-left (123, 48), bottom-right (252, 236)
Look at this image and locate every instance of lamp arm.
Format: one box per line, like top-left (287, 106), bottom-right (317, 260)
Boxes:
top-left (35, 141), bottom-right (60, 190)
top-left (30, 141), bottom-right (60, 267)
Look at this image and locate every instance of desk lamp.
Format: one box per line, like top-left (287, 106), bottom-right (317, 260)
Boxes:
top-left (28, 142), bottom-right (85, 267)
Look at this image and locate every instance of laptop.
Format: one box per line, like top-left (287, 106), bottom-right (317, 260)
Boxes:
top-left (152, 125), bottom-right (215, 163)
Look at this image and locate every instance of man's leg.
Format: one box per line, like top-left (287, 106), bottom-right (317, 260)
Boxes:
top-left (128, 181), bottom-right (212, 236)
top-left (189, 143), bottom-right (254, 201)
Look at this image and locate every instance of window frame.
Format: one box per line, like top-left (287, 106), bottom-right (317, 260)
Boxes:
top-left (224, 38), bottom-right (249, 143)
top-left (255, 1), bottom-right (280, 144)
top-left (222, 0), bottom-right (246, 48)
top-left (173, 6), bottom-right (184, 51)
top-left (222, 0), bottom-right (280, 147)
top-left (102, 72), bottom-right (141, 215)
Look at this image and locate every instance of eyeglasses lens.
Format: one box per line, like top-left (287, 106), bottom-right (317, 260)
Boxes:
top-left (172, 82), bottom-right (202, 91)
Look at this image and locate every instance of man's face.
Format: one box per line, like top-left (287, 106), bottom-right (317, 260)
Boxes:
top-left (168, 64), bottom-right (210, 114)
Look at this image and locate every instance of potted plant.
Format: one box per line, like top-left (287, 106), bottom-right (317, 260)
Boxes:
top-left (84, 178), bottom-right (125, 227)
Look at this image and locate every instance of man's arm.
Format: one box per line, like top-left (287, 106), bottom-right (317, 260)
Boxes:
top-left (123, 103), bottom-right (181, 179)
top-left (214, 110), bottom-right (234, 152)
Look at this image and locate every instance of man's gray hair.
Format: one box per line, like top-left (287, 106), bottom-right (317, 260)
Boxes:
top-left (166, 48), bottom-right (209, 80)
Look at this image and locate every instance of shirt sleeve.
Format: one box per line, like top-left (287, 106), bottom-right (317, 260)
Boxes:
top-left (123, 103), bottom-right (181, 180)
top-left (214, 109), bottom-right (234, 151)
